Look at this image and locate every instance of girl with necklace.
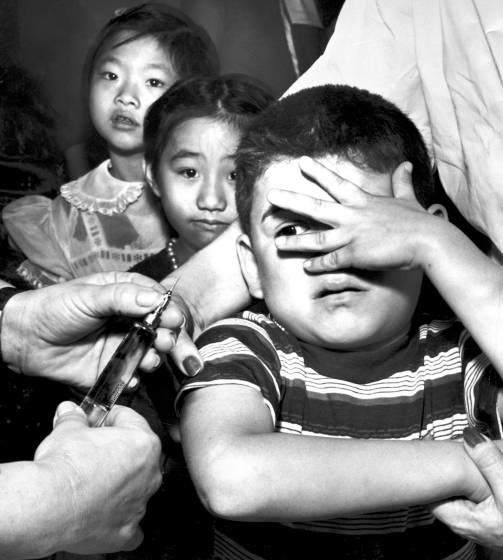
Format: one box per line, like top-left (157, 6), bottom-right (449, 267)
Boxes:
top-left (130, 74), bottom-right (273, 280)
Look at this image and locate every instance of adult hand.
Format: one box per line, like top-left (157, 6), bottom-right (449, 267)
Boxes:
top-left (269, 157), bottom-right (433, 273)
top-left (1, 271), bottom-right (186, 388)
top-left (30, 401), bottom-right (162, 556)
top-left (432, 427), bottom-right (503, 548)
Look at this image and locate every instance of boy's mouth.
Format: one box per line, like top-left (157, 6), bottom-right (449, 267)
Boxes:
top-left (315, 275), bottom-right (367, 298)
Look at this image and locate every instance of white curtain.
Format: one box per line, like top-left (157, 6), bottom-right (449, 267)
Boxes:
top-left (284, 0), bottom-right (503, 255)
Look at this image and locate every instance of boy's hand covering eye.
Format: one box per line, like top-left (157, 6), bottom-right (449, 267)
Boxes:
top-left (269, 158), bottom-right (427, 273)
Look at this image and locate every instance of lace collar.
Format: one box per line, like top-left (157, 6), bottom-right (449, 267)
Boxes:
top-left (61, 160), bottom-right (144, 215)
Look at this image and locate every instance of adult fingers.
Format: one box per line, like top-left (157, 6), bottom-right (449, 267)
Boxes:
top-left (464, 427), bottom-right (503, 504)
top-left (120, 527), bottom-right (144, 552)
top-left (298, 156), bottom-right (367, 205)
top-left (104, 404), bottom-right (155, 431)
top-left (52, 401), bottom-right (89, 431)
top-left (169, 329), bottom-right (204, 377)
top-left (80, 271), bottom-right (164, 291)
top-left (80, 281), bottom-right (168, 321)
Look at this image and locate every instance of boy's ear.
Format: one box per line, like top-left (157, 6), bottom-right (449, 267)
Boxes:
top-left (236, 233), bottom-right (264, 300)
top-left (144, 162), bottom-right (160, 198)
top-left (427, 203), bottom-right (448, 220)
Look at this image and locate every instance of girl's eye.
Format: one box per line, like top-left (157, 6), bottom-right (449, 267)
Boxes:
top-left (228, 170), bottom-right (237, 181)
top-left (147, 78), bottom-right (164, 88)
top-left (102, 71), bottom-right (118, 81)
top-left (276, 223), bottom-right (309, 238)
top-left (180, 168), bottom-right (197, 179)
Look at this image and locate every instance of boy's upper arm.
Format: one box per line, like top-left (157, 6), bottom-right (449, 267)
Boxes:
top-left (180, 384), bottom-right (275, 469)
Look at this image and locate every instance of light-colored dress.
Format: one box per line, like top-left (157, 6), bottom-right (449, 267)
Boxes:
top-left (2, 159), bottom-right (170, 287)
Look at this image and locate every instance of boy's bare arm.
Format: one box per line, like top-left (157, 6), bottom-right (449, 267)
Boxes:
top-left (181, 384), bottom-right (489, 522)
top-left (270, 158), bottom-right (503, 379)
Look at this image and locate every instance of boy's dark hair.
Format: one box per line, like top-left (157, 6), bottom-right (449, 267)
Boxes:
top-left (235, 84), bottom-right (435, 235)
top-left (84, 3), bottom-right (219, 88)
top-left (144, 74), bottom-right (275, 185)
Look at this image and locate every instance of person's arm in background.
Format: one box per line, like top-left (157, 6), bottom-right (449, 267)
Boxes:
top-left (0, 272), bottom-right (185, 558)
top-left (163, 221), bottom-right (252, 376)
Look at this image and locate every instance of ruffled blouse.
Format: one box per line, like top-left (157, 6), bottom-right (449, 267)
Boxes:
top-left (2, 160), bottom-right (170, 287)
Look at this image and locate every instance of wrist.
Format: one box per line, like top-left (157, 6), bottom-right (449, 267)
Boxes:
top-left (0, 459), bottom-right (72, 558)
top-left (0, 288), bottom-right (24, 373)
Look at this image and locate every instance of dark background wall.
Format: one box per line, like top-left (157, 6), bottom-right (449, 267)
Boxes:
top-left (0, 0), bottom-right (310, 154)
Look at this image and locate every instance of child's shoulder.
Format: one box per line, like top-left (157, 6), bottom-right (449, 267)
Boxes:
top-left (197, 301), bottom-right (294, 350)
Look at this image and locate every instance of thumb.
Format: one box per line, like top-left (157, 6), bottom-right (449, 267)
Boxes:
top-left (52, 400), bottom-right (90, 430)
top-left (391, 162), bottom-right (416, 201)
top-left (464, 427), bottom-right (503, 503)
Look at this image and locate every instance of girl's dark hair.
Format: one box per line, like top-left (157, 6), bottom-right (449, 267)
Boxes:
top-left (82, 3), bottom-right (219, 166)
top-left (144, 74), bottom-right (275, 184)
top-left (83, 3), bottom-right (218, 88)
top-left (235, 84), bottom-right (436, 235)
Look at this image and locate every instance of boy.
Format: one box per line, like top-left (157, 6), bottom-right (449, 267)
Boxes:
top-left (176, 85), bottom-right (503, 560)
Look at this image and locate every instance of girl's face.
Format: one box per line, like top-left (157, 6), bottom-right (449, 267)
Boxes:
top-left (89, 34), bottom-right (178, 156)
top-left (153, 116), bottom-right (240, 259)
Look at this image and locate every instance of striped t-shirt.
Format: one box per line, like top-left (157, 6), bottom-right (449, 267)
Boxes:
top-left (176, 304), bottom-right (502, 560)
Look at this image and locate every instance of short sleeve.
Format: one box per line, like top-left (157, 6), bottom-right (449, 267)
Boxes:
top-left (175, 317), bottom-right (283, 424)
top-left (460, 328), bottom-right (503, 439)
top-left (2, 195), bottom-right (74, 285)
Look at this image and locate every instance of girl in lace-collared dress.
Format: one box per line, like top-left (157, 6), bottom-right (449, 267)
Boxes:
top-left (2, 4), bottom-right (218, 288)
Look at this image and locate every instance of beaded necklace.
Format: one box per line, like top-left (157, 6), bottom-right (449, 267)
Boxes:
top-left (166, 238), bottom-right (179, 270)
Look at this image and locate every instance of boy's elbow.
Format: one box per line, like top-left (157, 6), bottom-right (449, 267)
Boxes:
top-left (192, 453), bottom-right (265, 520)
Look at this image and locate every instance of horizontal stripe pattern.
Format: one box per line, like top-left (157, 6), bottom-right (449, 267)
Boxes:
top-left (179, 308), bottom-right (498, 559)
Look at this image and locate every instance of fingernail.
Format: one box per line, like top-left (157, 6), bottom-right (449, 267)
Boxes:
top-left (304, 259), bottom-right (313, 269)
top-left (183, 356), bottom-right (203, 377)
top-left (403, 162), bottom-right (413, 174)
top-left (137, 290), bottom-right (161, 307)
top-left (53, 401), bottom-right (80, 427)
top-left (55, 401), bottom-right (78, 418)
top-left (464, 427), bottom-right (490, 448)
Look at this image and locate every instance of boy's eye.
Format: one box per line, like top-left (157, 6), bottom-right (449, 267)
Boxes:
top-left (180, 168), bottom-right (197, 179)
top-left (276, 223), bottom-right (309, 237)
top-left (228, 170), bottom-right (237, 181)
top-left (147, 78), bottom-right (164, 88)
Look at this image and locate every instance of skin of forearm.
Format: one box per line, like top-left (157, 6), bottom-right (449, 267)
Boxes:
top-left (415, 216), bottom-right (503, 375)
top-left (162, 221), bottom-right (251, 335)
top-left (183, 409), bottom-right (488, 522)
top-left (0, 460), bottom-right (73, 558)
top-left (187, 433), bottom-right (488, 522)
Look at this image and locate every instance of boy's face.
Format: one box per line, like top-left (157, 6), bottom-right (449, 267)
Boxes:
top-left (238, 156), bottom-right (423, 351)
top-left (89, 34), bottom-right (178, 156)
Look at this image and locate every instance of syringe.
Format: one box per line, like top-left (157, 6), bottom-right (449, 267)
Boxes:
top-left (80, 287), bottom-right (175, 427)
